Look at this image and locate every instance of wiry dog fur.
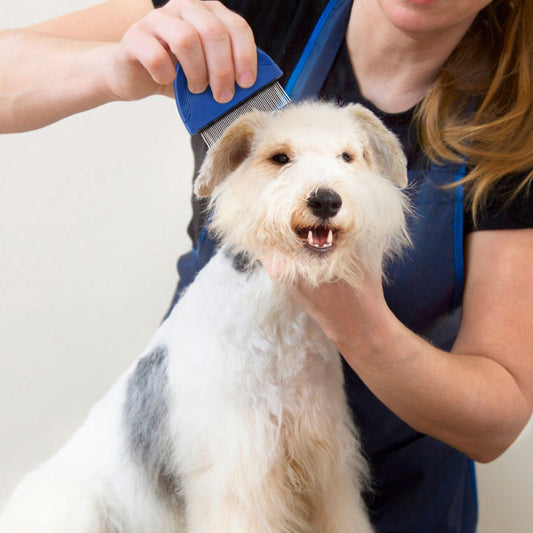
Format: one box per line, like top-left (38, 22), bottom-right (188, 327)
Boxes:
top-left (199, 102), bottom-right (409, 288)
top-left (0, 102), bottom-right (410, 533)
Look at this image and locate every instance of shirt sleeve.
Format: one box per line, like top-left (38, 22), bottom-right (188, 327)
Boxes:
top-left (465, 172), bottom-right (533, 232)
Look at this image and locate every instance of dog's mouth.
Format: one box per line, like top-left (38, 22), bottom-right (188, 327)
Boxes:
top-left (295, 225), bottom-right (339, 253)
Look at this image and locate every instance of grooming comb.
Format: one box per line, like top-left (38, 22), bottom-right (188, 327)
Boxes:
top-left (174, 48), bottom-right (290, 147)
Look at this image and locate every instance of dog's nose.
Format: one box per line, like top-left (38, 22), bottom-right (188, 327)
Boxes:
top-left (307, 189), bottom-right (342, 219)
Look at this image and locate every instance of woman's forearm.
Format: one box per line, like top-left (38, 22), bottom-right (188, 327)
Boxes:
top-left (0, 30), bottom-right (123, 133)
top-left (291, 260), bottom-right (533, 464)
top-left (338, 314), bottom-right (531, 463)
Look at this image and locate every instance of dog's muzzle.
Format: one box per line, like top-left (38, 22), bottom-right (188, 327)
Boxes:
top-left (294, 188), bottom-right (342, 253)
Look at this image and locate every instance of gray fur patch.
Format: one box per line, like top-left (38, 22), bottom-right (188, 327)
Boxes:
top-left (225, 250), bottom-right (259, 274)
top-left (124, 346), bottom-right (185, 510)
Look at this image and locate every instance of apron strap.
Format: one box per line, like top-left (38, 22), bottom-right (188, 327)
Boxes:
top-left (285, 0), bottom-right (353, 99)
top-left (452, 164), bottom-right (466, 308)
top-left (419, 162), bottom-right (466, 350)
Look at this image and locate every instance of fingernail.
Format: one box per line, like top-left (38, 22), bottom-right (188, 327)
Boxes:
top-left (219, 89), bottom-right (235, 103)
top-left (189, 85), bottom-right (207, 94)
top-left (238, 71), bottom-right (255, 88)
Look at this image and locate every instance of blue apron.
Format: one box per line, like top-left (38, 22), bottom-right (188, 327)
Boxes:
top-left (343, 161), bottom-right (478, 533)
top-left (171, 0), bottom-right (478, 530)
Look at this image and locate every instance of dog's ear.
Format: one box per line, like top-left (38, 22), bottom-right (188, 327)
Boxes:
top-left (348, 104), bottom-right (408, 188)
top-left (194, 110), bottom-right (266, 198)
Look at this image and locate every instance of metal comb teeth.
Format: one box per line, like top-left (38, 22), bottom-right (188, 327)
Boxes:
top-left (174, 48), bottom-right (291, 147)
top-left (200, 82), bottom-right (290, 148)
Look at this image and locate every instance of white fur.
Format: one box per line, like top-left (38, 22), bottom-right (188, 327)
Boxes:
top-left (0, 102), bottom-right (409, 532)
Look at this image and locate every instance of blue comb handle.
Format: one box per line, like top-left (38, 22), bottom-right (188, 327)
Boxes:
top-left (174, 48), bottom-right (283, 135)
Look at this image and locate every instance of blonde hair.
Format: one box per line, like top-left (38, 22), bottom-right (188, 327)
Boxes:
top-left (416, 0), bottom-right (533, 221)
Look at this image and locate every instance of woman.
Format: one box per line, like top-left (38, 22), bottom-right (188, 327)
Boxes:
top-left (1, 1), bottom-right (532, 531)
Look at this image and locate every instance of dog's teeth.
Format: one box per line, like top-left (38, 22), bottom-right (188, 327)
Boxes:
top-left (308, 230), bottom-right (313, 244)
top-left (327, 229), bottom-right (333, 245)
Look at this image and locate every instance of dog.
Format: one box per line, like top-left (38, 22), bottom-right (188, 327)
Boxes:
top-left (0, 101), bottom-right (409, 533)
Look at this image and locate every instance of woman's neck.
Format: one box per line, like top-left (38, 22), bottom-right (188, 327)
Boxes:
top-left (346, 0), bottom-right (474, 114)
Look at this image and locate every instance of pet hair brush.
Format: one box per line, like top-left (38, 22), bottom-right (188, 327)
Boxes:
top-left (174, 48), bottom-right (290, 147)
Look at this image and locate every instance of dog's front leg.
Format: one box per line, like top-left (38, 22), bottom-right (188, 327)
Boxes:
top-left (0, 468), bottom-right (109, 533)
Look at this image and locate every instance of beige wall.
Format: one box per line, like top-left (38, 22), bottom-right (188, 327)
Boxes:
top-left (1, 3), bottom-right (532, 531)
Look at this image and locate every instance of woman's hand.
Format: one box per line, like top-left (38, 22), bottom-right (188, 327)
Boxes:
top-left (0, 0), bottom-right (257, 132)
top-left (107, 0), bottom-right (257, 102)
top-left (288, 271), bottom-right (400, 367)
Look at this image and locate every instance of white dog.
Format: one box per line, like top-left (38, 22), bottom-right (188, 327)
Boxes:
top-left (0, 102), bottom-right (410, 533)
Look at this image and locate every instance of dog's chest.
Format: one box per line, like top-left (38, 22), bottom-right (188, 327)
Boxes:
top-left (161, 252), bottom-right (339, 405)
top-left (173, 253), bottom-right (331, 350)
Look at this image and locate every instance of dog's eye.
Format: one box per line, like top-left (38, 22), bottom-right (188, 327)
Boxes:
top-left (271, 153), bottom-right (290, 165)
top-left (340, 152), bottom-right (354, 163)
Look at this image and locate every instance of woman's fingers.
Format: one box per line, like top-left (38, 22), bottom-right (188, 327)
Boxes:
top-left (173, 0), bottom-right (236, 101)
top-left (125, 0), bottom-right (257, 103)
top-left (145, 12), bottom-right (209, 92)
top-left (206, 1), bottom-right (257, 89)
top-left (122, 20), bottom-right (178, 87)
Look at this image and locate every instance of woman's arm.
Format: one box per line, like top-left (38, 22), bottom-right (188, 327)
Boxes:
top-left (291, 228), bottom-right (533, 463)
top-left (0, 0), bottom-right (256, 133)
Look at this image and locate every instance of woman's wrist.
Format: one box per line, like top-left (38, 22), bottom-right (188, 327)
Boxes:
top-left (333, 299), bottom-right (410, 373)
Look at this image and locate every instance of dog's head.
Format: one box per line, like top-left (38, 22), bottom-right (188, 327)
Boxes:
top-left (196, 102), bottom-right (410, 287)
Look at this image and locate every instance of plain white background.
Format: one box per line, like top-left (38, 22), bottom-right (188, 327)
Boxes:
top-left (1, 2), bottom-right (532, 531)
